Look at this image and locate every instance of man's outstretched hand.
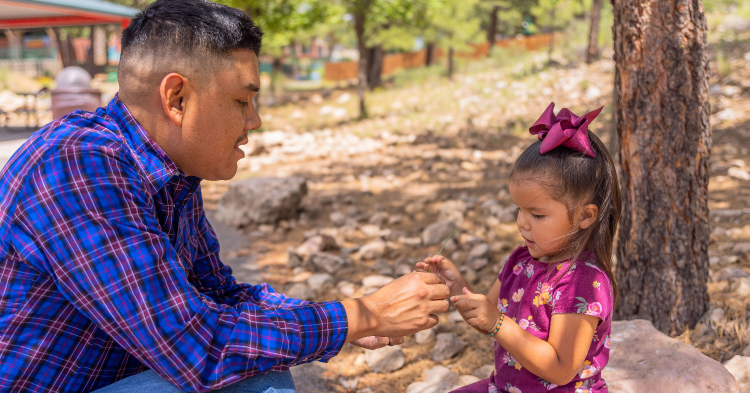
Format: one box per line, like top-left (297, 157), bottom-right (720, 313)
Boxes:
top-left (351, 336), bottom-right (405, 350)
top-left (342, 272), bottom-right (450, 343)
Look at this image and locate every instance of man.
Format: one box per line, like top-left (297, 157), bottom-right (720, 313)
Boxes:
top-left (0, 1), bottom-right (450, 392)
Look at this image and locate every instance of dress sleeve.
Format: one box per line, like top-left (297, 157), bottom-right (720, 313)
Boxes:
top-left (18, 146), bottom-right (347, 392)
top-left (550, 257), bottom-right (614, 322)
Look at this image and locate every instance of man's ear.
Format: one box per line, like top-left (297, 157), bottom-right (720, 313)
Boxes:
top-left (160, 73), bottom-right (188, 127)
top-left (578, 204), bottom-right (599, 230)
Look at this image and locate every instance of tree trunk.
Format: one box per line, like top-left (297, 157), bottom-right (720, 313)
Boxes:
top-left (586, 0), bottom-right (602, 64)
top-left (425, 42), bottom-right (436, 66)
top-left (613, 0), bottom-right (711, 335)
top-left (447, 47), bottom-right (455, 80)
top-left (367, 45), bottom-right (384, 90)
top-left (547, 6), bottom-right (556, 64)
top-left (353, 0), bottom-right (371, 119)
top-left (487, 5), bottom-right (500, 57)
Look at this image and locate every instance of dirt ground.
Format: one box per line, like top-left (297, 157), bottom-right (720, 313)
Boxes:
top-left (198, 33), bottom-right (750, 392)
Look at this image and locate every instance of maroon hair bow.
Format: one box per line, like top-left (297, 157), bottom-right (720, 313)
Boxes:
top-left (529, 102), bottom-right (603, 158)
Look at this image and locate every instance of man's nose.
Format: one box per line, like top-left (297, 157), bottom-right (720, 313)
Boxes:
top-left (246, 102), bottom-right (262, 131)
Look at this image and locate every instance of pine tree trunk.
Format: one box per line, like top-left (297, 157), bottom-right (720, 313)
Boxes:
top-left (613, 0), bottom-right (711, 335)
top-left (447, 47), bottom-right (454, 80)
top-left (487, 6), bottom-right (500, 58)
top-left (425, 42), bottom-right (435, 66)
top-left (367, 45), bottom-right (384, 90)
top-left (353, 0), bottom-right (371, 119)
top-left (586, 0), bottom-right (602, 64)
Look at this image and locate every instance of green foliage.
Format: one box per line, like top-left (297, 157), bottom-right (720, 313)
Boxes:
top-left (103, 0), bottom-right (154, 9)
top-left (530, 0), bottom-right (587, 33)
top-left (391, 64), bottom-right (446, 88)
top-left (478, 0), bottom-right (530, 38)
top-left (217, 0), bottom-right (339, 54)
top-left (421, 0), bottom-right (484, 52)
top-left (716, 50), bottom-right (732, 79)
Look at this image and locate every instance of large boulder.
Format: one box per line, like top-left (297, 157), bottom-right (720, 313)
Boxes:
top-left (215, 177), bottom-right (308, 227)
top-left (432, 332), bottom-right (465, 362)
top-left (724, 356), bottom-right (750, 392)
top-left (603, 319), bottom-right (741, 393)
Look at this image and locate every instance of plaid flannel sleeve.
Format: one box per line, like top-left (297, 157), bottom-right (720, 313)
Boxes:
top-left (22, 145), bottom-right (347, 392)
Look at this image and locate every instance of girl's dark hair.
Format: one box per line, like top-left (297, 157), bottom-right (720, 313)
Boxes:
top-left (510, 131), bottom-right (621, 303)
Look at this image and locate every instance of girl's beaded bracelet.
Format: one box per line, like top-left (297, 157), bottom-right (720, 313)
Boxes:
top-left (489, 312), bottom-right (505, 338)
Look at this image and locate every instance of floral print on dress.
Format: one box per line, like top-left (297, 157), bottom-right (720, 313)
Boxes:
top-left (538, 378), bottom-right (558, 390)
top-left (524, 263), bottom-right (535, 278)
top-left (488, 383), bottom-right (498, 393)
top-left (506, 383), bottom-right (522, 393)
top-left (604, 335), bottom-right (611, 349)
top-left (518, 315), bottom-right (540, 331)
top-left (513, 263), bottom-right (524, 275)
top-left (498, 298), bottom-right (509, 314)
top-left (575, 379), bottom-right (595, 393)
top-left (578, 360), bottom-right (598, 379)
top-left (593, 281), bottom-right (601, 290)
top-left (532, 282), bottom-right (552, 307)
top-left (503, 352), bottom-right (523, 370)
top-left (575, 297), bottom-right (604, 317)
top-left (512, 288), bottom-right (524, 302)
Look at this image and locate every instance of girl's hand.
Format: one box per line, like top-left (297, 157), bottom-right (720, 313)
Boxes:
top-left (451, 287), bottom-right (503, 334)
top-left (416, 256), bottom-right (467, 297)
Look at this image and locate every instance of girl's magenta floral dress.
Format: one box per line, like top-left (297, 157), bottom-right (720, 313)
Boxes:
top-left (453, 246), bottom-right (614, 393)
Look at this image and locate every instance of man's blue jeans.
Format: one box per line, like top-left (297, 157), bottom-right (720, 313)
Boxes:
top-left (91, 370), bottom-right (296, 393)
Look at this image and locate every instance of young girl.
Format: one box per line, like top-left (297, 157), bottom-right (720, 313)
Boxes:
top-left (419, 103), bottom-right (620, 393)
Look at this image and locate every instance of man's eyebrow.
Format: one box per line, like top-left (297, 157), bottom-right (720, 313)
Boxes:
top-left (243, 83), bottom-right (261, 92)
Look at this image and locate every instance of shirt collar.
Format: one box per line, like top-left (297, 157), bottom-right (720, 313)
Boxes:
top-left (105, 94), bottom-right (199, 194)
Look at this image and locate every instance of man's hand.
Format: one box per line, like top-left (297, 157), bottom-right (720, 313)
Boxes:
top-left (351, 336), bottom-right (405, 350)
top-left (342, 272), bottom-right (450, 343)
top-left (452, 287), bottom-right (502, 334)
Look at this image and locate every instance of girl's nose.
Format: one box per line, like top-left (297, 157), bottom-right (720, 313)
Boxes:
top-left (517, 211), bottom-right (530, 231)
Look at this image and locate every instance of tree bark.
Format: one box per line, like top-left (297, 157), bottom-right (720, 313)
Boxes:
top-left (613, 0), bottom-right (711, 335)
top-left (447, 47), bottom-right (455, 80)
top-left (425, 42), bottom-right (436, 66)
top-left (353, 0), bottom-right (371, 119)
top-left (487, 5), bottom-right (500, 57)
top-left (586, 0), bottom-right (602, 64)
top-left (367, 45), bottom-right (384, 90)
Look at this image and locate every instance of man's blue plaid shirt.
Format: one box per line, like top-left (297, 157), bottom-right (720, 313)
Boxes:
top-left (0, 95), bottom-right (348, 392)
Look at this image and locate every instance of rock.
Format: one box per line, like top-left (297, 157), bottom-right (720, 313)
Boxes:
top-left (469, 258), bottom-right (489, 270)
top-left (423, 221), bottom-right (458, 246)
top-left (423, 365), bottom-right (459, 389)
top-left (463, 268), bottom-right (479, 285)
top-left (692, 323), bottom-right (711, 339)
top-left (362, 275), bottom-right (394, 289)
top-left (399, 236), bottom-right (423, 247)
top-left (432, 333), bottom-right (465, 361)
top-left (339, 376), bottom-right (359, 391)
top-left (365, 345), bottom-right (405, 373)
top-left (296, 235), bottom-right (338, 258)
top-left (330, 211), bottom-right (346, 226)
top-left (360, 239), bottom-right (388, 260)
top-left (286, 283), bottom-right (314, 301)
top-left (732, 277), bottom-right (750, 297)
top-left (602, 319), bottom-right (741, 393)
top-left (485, 216), bottom-right (501, 228)
top-left (473, 364), bottom-right (495, 379)
top-left (710, 308), bottom-right (726, 325)
top-left (395, 262), bottom-right (413, 276)
top-left (459, 234), bottom-right (484, 248)
top-left (286, 247), bottom-right (303, 268)
top-left (360, 224), bottom-right (390, 238)
top-left (369, 211), bottom-right (390, 226)
top-left (448, 311), bottom-right (465, 323)
top-left (730, 167), bottom-right (750, 181)
top-left (743, 346), bottom-right (750, 357)
top-left (338, 281), bottom-right (356, 297)
top-left (388, 214), bottom-right (404, 225)
top-left (439, 200), bottom-right (467, 222)
top-left (307, 273), bottom-right (334, 292)
top-left (441, 239), bottom-right (458, 255)
top-left (714, 267), bottom-right (750, 281)
top-left (455, 375), bottom-right (481, 388)
top-left (469, 243), bottom-right (490, 261)
top-left (724, 356), bottom-right (750, 392)
top-left (415, 328), bottom-right (436, 344)
top-left (372, 258), bottom-right (394, 275)
top-left (216, 177), bottom-right (308, 226)
top-left (307, 252), bottom-right (348, 274)
top-left (405, 382), bottom-right (433, 393)
top-left (734, 243), bottom-right (750, 255)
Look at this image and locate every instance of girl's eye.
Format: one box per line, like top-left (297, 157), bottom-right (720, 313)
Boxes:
top-left (532, 214), bottom-right (544, 219)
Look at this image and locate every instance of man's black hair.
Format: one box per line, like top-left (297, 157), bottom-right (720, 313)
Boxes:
top-left (121, 0), bottom-right (263, 59)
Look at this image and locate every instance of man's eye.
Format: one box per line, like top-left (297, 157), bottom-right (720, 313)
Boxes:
top-left (238, 100), bottom-right (249, 107)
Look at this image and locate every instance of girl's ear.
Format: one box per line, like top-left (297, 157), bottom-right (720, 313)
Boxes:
top-left (578, 204), bottom-right (599, 230)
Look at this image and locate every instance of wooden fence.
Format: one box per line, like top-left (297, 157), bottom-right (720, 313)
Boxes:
top-left (323, 33), bottom-right (554, 82)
